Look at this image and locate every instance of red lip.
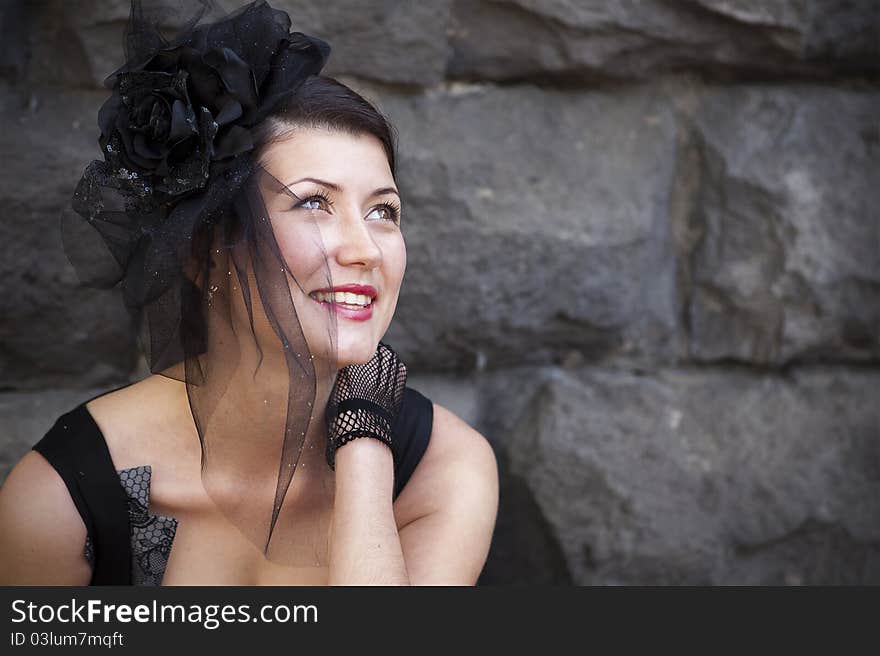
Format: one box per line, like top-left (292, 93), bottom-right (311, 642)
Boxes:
top-left (309, 284), bottom-right (377, 299)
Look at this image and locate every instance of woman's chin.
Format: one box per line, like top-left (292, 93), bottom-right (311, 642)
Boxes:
top-left (336, 345), bottom-right (378, 369)
top-left (334, 340), bottom-right (379, 368)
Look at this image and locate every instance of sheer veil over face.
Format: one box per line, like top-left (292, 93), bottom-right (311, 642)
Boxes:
top-left (175, 159), bottom-right (339, 567)
top-left (186, 127), bottom-right (407, 566)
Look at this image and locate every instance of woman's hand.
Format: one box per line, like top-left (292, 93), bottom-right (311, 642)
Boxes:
top-left (324, 341), bottom-right (407, 471)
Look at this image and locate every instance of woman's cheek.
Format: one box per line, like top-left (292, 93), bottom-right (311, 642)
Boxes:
top-left (381, 235), bottom-right (407, 331)
top-left (273, 218), bottom-right (332, 279)
top-left (387, 230), bottom-right (406, 279)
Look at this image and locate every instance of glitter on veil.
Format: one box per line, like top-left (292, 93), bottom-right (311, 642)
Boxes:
top-left (60, 0), bottom-right (344, 566)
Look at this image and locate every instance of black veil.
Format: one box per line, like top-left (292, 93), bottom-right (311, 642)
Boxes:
top-left (61, 0), bottom-right (342, 566)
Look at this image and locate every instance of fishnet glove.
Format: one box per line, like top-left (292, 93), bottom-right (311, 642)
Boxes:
top-left (325, 341), bottom-right (408, 471)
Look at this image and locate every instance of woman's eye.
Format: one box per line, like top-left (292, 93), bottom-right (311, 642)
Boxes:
top-left (296, 196), bottom-right (330, 212)
top-left (368, 203), bottom-right (401, 224)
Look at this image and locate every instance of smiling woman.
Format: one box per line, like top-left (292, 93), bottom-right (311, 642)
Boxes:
top-left (0, 0), bottom-right (498, 586)
top-left (257, 127), bottom-right (408, 367)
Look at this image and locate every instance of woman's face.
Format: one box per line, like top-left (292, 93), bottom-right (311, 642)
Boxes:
top-left (258, 127), bottom-right (406, 369)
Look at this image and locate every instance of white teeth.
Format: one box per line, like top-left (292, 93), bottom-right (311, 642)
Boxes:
top-left (310, 291), bottom-right (373, 306)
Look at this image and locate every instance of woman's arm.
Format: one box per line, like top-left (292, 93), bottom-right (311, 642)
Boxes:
top-left (395, 403), bottom-right (499, 585)
top-left (0, 451), bottom-right (93, 585)
top-left (327, 438), bottom-right (410, 585)
top-left (327, 402), bottom-right (499, 586)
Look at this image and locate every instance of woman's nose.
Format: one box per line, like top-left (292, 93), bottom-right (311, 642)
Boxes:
top-left (334, 213), bottom-right (382, 269)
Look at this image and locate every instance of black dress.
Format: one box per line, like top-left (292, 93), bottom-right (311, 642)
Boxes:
top-left (32, 387), bottom-right (434, 585)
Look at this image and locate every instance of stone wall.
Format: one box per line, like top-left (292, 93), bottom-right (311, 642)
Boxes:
top-left (0, 0), bottom-right (877, 584)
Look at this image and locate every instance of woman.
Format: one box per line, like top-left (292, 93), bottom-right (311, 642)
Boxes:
top-left (0, 0), bottom-right (498, 585)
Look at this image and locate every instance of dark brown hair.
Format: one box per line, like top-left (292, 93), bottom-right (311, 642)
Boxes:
top-left (252, 75), bottom-right (398, 178)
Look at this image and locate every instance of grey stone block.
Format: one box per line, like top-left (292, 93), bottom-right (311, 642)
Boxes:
top-left (448, 0), bottom-right (880, 83)
top-left (688, 86), bottom-right (880, 364)
top-left (373, 83), bottom-right (680, 372)
top-left (486, 364), bottom-right (880, 584)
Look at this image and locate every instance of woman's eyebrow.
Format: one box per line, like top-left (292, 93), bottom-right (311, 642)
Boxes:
top-left (286, 176), bottom-right (399, 198)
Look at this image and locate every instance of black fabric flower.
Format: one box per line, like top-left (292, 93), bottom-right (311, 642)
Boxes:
top-left (95, 0), bottom-right (330, 200)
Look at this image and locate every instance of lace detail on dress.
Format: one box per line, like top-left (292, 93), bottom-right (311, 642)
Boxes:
top-left (84, 535), bottom-right (95, 566)
top-left (82, 465), bottom-right (179, 586)
top-left (119, 466), bottom-right (178, 586)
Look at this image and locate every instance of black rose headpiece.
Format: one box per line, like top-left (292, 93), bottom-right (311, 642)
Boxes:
top-left (92, 0), bottom-right (329, 209)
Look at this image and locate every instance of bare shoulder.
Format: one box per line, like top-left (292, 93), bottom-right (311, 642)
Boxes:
top-left (431, 402), bottom-right (495, 459)
top-left (0, 450), bottom-right (92, 585)
top-left (394, 402), bottom-right (499, 584)
top-left (395, 402), bottom-right (498, 518)
top-left (426, 402), bottom-right (498, 499)
top-left (85, 375), bottom-right (196, 470)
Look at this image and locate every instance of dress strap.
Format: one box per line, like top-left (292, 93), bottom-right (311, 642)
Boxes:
top-left (390, 387), bottom-right (434, 501)
top-left (32, 404), bottom-right (132, 585)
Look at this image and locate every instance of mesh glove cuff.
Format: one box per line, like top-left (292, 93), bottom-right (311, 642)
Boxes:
top-left (325, 341), bottom-right (407, 470)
